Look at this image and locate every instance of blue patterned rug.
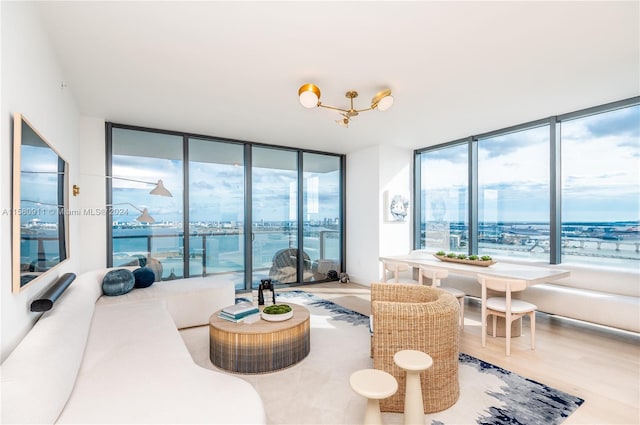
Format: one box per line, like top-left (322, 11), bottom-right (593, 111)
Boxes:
top-left (270, 290), bottom-right (584, 425)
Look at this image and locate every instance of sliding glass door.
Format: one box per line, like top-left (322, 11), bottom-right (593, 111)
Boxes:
top-left (302, 153), bottom-right (341, 281)
top-left (110, 128), bottom-right (184, 280)
top-left (251, 147), bottom-right (298, 286)
top-left (108, 124), bottom-right (344, 290)
top-left (189, 138), bottom-right (245, 289)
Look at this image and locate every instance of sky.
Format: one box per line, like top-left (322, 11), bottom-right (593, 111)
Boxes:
top-left (111, 155), bottom-right (341, 224)
top-left (421, 104), bottom-right (640, 223)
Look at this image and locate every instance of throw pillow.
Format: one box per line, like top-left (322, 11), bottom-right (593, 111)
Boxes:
top-left (102, 269), bottom-right (135, 296)
top-left (133, 267), bottom-right (155, 288)
top-left (132, 254), bottom-right (147, 268)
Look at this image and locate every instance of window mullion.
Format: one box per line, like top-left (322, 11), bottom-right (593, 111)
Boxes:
top-left (469, 138), bottom-right (478, 255)
top-left (550, 117), bottom-right (561, 264)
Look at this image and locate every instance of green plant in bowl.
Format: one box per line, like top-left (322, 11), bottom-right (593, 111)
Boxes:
top-left (481, 255), bottom-right (493, 261)
top-left (436, 250), bottom-right (446, 256)
top-left (457, 254), bottom-right (467, 260)
top-left (446, 252), bottom-right (457, 258)
top-left (263, 304), bottom-right (292, 315)
top-left (468, 255), bottom-right (479, 260)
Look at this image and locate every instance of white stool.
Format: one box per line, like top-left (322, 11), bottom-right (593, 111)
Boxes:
top-left (349, 369), bottom-right (398, 425)
top-left (393, 350), bottom-right (433, 425)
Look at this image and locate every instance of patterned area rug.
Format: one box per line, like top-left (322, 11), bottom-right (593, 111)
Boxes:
top-left (181, 290), bottom-right (583, 425)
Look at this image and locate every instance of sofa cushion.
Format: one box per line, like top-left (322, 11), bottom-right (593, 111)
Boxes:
top-left (57, 300), bottom-right (266, 424)
top-left (102, 269), bottom-right (135, 296)
top-left (133, 267), bottom-right (155, 288)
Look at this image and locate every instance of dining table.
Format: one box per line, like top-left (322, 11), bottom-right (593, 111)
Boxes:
top-left (379, 252), bottom-right (570, 286)
top-left (378, 252), bottom-right (571, 337)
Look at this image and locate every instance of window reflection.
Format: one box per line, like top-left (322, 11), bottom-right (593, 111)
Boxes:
top-left (303, 153), bottom-right (341, 281)
top-left (111, 129), bottom-right (184, 280)
top-left (478, 125), bottom-right (550, 259)
top-left (419, 144), bottom-right (468, 251)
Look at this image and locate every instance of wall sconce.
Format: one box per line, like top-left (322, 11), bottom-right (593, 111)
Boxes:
top-left (72, 185), bottom-right (80, 196)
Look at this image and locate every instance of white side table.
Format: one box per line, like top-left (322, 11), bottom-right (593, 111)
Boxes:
top-left (393, 350), bottom-right (433, 425)
top-left (349, 368), bottom-right (398, 425)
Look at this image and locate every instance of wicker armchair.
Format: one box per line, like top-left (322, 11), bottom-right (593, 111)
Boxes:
top-left (371, 282), bottom-right (460, 413)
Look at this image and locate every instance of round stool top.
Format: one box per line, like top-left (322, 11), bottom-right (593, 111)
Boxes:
top-left (393, 350), bottom-right (433, 372)
top-left (349, 369), bottom-right (398, 399)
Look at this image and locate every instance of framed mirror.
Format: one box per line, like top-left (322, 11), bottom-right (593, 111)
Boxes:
top-left (12, 113), bottom-right (69, 292)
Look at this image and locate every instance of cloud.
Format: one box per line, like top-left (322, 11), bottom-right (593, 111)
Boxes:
top-left (420, 144), bottom-right (467, 162)
top-left (583, 105), bottom-right (640, 138)
top-left (478, 125), bottom-right (549, 158)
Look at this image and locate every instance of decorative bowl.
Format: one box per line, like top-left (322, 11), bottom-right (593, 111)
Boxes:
top-left (433, 254), bottom-right (496, 267)
top-left (261, 304), bottom-right (294, 322)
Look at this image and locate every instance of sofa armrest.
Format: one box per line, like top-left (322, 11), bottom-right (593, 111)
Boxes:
top-left (0, 270), bottom-right (104, 424)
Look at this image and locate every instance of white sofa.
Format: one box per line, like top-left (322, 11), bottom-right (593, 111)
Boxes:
top-left (1, 268), bottom-right (266, 424)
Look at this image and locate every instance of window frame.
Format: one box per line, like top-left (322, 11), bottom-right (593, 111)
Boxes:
top-left (106, 122), bottom-right (346, 291)
top-left (414, 96), bottom-right (640, 266)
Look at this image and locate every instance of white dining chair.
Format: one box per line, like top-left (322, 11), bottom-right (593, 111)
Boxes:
top-left (418, 266), bottom-right (465, 329)
top-left (381, 261), bottom-right (413, 283)
top-left (477, 273), bottom-right (537, 356)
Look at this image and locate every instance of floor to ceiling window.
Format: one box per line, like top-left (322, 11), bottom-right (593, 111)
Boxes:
top-left (477, 125), bottom-right (550, 259)
top-left (251, 147), bottom-right (299, 286)
top-left (302, 153), bottom-right (342, 282)
top-left (107, 124), bottom-right (345, 290)
top-left (416, 143), bottom-right (468, 252)
top-left (188, 138), bottom-right (245, 289)
top-left (414, 96), bottom-right (639, 269)
top-left (110, 128), bottom-right (184, 280)
top-left (561, 104), bottom-right (640, 267)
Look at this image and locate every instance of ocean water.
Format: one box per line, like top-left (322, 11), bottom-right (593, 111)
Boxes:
top-left (112, 227), bottom-right (341, 282)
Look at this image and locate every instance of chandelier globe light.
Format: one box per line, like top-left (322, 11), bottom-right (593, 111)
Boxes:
top-left (372, 89), bottom-right (394, 111)
top-left (298, 83), bottom-right (321, 108)
top-left (297, 83), bottom-right (393, 127)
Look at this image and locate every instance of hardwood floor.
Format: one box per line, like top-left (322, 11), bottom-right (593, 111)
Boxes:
top-left (288, 281), bottom-right (640, 425)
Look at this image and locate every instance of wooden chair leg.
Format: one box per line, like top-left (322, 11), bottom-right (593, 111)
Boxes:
top-left (506, 316), bottom-right (511, 356)
top-left (492, 315), bottom-right (497, 337)
top-left (481, 314), bottom-right (487, 348)
top-left (530, 311), bottom-right (536, 350)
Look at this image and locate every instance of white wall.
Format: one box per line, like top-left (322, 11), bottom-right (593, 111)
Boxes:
top-left (346, 145), bottom-right (413, 286)
top-left (77, 116), bottom-right (108, 273)
top-left (1, 2), bottom-right (80, 361)
top-left (378, 145), bottom-right (412, 258)
top-left (346, 146), bottom-right (380, 285)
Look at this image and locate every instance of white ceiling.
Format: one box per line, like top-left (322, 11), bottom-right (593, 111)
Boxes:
top-left (36, 1), bottom-right (639, 154)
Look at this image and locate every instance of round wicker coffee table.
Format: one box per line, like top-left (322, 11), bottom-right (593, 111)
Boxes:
top-left (209, 304), bottom-right (310, 374)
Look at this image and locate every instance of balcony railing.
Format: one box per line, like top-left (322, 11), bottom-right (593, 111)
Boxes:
top-left (112, 228), bottom-right (340, 281)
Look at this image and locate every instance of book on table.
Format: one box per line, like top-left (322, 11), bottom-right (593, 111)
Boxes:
top-left (222, 301), bottom-right (258, 316)
top-left (219, 302), bottom-right (259, 322)
top-left (218, 310), bottom-right (260, 323)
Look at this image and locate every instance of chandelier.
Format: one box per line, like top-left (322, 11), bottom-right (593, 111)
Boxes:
top-left (298, 83), bottom-right (394, 127)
